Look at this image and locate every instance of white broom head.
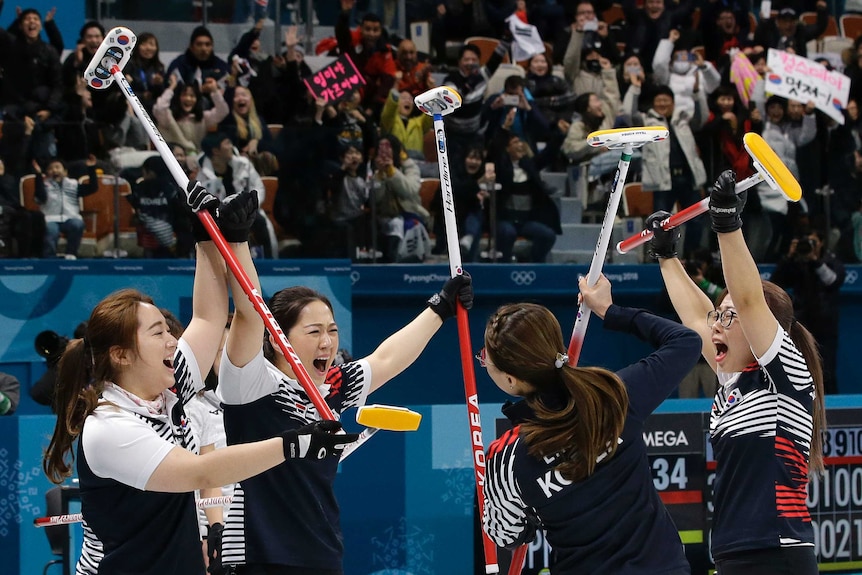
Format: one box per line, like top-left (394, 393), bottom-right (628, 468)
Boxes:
top-left (84, 27), bottom-right (137, 90)
top-left (414, 87), bottom-right (463, 117)
top-left (587, 127), bottom-right (669, 150)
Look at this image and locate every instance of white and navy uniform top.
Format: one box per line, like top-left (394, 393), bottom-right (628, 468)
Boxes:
top-left (483, 306), bottom-right (701, 574)
top-left (75, 338), bottom-right (207, 575)
top-left (184, 390), bottom-right (233, 535)
top-left (218, 350), bottom-right (371, 571)
top-left (710, 325), bottom-right (816, 559)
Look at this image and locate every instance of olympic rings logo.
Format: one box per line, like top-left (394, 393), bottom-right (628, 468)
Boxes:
top-left (510, 271), bottom-right (537, 286)
top-left (846, 270), bottom-right (858, 285)
top-left (350, 271), bottom-right (360, 286)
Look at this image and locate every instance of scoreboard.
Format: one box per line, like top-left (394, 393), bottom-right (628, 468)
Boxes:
top-left (501, 405), bottom-right (862, 574)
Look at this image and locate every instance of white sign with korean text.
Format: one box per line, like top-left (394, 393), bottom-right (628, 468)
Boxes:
top-left (766, 49), bottom-right (850, 124)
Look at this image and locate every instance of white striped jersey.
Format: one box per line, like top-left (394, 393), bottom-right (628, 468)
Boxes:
top-left (709, 326), bottom-right (816, 558)
top-left (218, 351), bottom-right (370, 570)
top-left (75, 339), bottom-right (206, 575)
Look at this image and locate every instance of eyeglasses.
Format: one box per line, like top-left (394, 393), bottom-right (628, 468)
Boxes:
top-left (475, 347), bottom-right (487, 368)
top-left (707, 309), bottom-right (738, 328)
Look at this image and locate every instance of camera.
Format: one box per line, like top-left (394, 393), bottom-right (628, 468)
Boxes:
top-left (794, 237), bottom-right (816, 260)
top-left (501, 94), bottom-right (520, 107)
top-left (34, 321), bottom-right (88, 368)
top-left (35, 330), bottom-right (70, 367)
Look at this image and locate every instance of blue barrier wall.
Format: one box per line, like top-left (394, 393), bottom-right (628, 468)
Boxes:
top-left (351, 263), bottom-right (862, 406)
top-left (2, 261), bottom-right (862, 574)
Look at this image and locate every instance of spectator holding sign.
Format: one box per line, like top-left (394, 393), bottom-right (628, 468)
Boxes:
top-left (304, 56), bottom-right (367, 107)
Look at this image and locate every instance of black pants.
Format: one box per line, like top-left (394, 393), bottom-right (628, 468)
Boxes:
top-left (714, 546), bottom-right (818, 575)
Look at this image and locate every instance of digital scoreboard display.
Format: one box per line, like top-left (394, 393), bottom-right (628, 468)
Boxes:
top-left (499, 407), bottom-right (862, 574)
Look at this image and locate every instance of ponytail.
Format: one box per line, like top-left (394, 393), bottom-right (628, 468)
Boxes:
top-left (521, 367), bottom-right (628, 482)
top-left (43, 339), bottom-right (104, 483)
top-left (761, 281), bottom-right (827, 476)
top-left (483, 303), bottom-right (629, 483)
top-left (43, 288), bottom-right (154, 484)
top-left (788, 319), bottom-right (826, 475)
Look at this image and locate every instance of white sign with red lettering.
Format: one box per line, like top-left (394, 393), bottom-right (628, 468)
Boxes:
top-left (766, 49), bottom-right (850, 124)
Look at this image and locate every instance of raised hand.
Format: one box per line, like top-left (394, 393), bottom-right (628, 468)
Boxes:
top-left (645, 210), bottom-right (681, 260)
top-left (428, 272), bottom-right (474, 321)
top-left (708, 169), bottom-right (745, 234)
top-left (217, 189), bottom-right (259, 243)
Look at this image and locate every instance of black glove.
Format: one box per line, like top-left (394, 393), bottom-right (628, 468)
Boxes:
top-left (205, 522), bottom-right (225, 575)
top-left (646, 210), bottom-right (681, 260)
top-left (218, 189), bottom-right (259, 243)
top-left (280, 420), bottom-right (359, 460)
top-left (186, 180), bottom-right (220, 242)
top-left (428, 272), bottom-right (473, 321)
top-left (708, 169), bottom-right (745, 234)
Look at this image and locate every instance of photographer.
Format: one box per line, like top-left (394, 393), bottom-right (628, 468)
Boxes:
top-left (29, 321), bottom-right (87, 409)
top-left (770, 229), bottom-right (845, 394)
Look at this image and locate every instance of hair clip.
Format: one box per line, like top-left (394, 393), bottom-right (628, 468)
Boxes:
top-left (555, 353), bottom-right (569, 369)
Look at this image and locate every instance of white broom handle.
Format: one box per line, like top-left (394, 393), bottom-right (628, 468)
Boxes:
top-left (567, 144), bottom-right (634, 365)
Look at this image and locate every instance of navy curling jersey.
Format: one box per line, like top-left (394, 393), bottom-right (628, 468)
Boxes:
top-left (483, 306), bottom-right (701, 574)
top-left (709, 327), bottom-right (816, 558)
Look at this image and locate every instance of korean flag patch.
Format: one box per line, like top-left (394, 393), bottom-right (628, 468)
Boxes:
top-left (725, 388), bottom-right (742, 409)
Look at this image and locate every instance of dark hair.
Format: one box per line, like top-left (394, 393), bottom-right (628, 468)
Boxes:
top-left (465, 145), bottom-right (485, 161)
top-left (459, 43), bottom-right (482, 60)
top-left (142, 156), bottom-right (170, 180)
top-left (652, 85), bottom-right (675, 102)
top-left (484, 303), bottom-right (628, 482)
top-left (717, 281), bottom-right (826, 474)
top-left (45, 157), bottom-right (66, 171)
top-left (167, 141), bottom-right (186, 153)
top-left (190, 25), bottom-right (213, 43)
top-left (78, 20), bottom-right (105, 41)
top-left (711, 85), bottom-right (743, 119)
top-left (360, 12), bottom-right (382, 24)
top-left (44, 289), bottom-right (155, 483)
top-left (18, 8), bottom-right (40, 20)
top-left (133, 32), bottom-right (162, 63)
top-left (379, 134), bottom-right (405, 168)
top-left (573, 92), bottom-right (604, 131)
top-left (263, 287), bottom-right (335, 361)
top-left (573, 92), bottom-right (594, 116)
top-left (748, 51), bottom-right (767, 66)
top-left (170, 82), bottom-right (204, 122)
top-left (766, 95), bottom-right (787, 112)
top-left (713, 84), bottom-right (738, 101)
top-left (201, 131), bottom-right (230, 157)
top-left (503, 75), bottom-right (525, 92)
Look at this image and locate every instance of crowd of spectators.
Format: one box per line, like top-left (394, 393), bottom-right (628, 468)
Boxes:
top-left (1, 0), bottom-right (862, 266)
